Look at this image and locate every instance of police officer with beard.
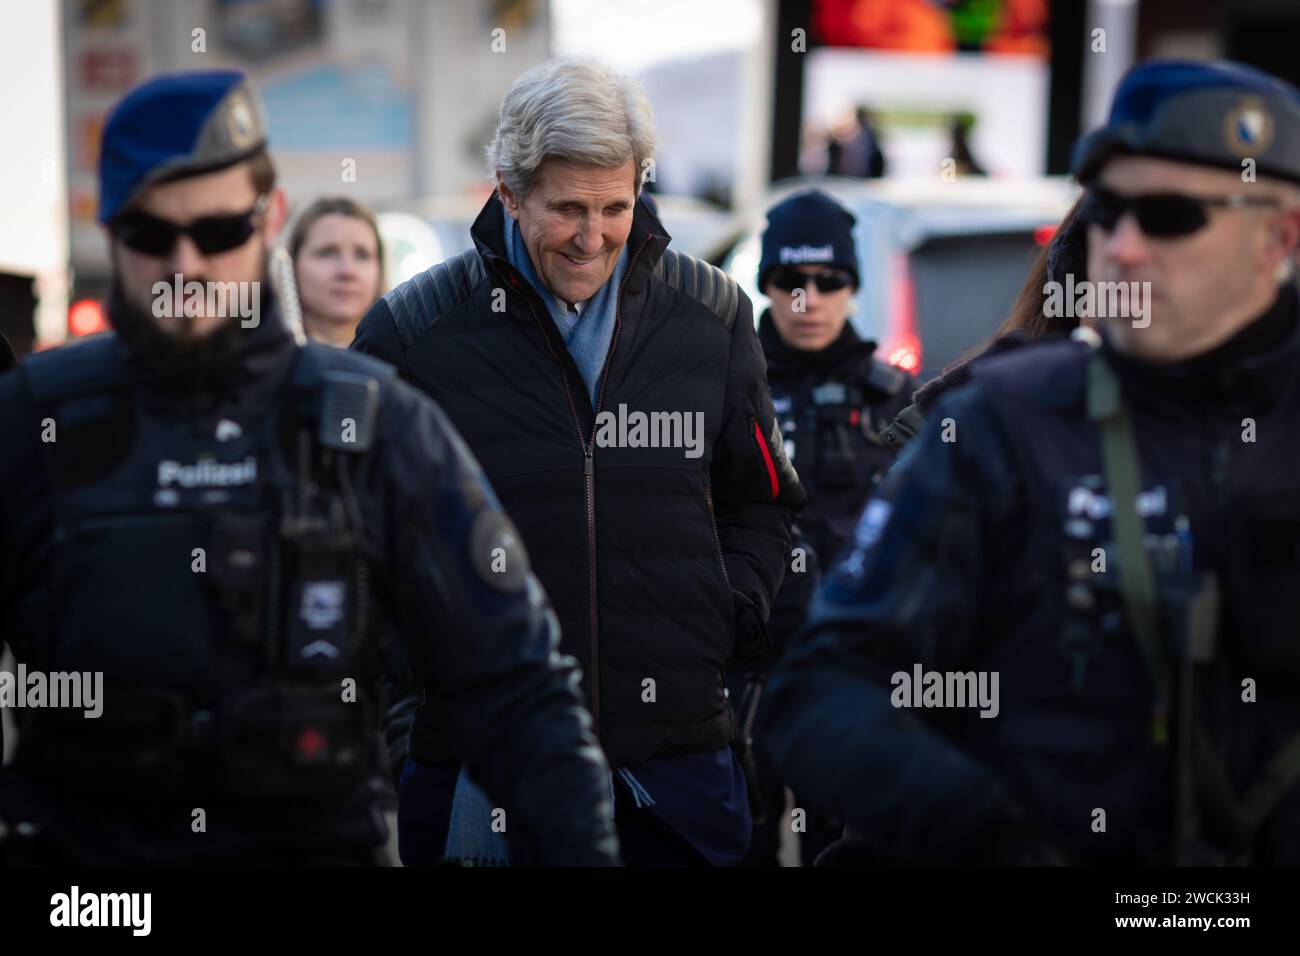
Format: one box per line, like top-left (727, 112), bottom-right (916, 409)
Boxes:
top-left (734, 191), bottom-right (913, 865)
top-left (763, 60), bottom-right (1300, 865)
top-left (0, 71), bottom-right (619, 866)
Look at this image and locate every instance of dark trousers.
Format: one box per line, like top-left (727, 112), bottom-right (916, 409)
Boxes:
top-left (613, 781), bottom-right (710, 867)
top-left (398, 757), bottom-right (724, 867)
top-left (396, 757), bottom-right (458, 867)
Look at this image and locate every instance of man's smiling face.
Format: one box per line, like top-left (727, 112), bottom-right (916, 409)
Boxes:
top-left (498, 159), bottom-right (637, 307)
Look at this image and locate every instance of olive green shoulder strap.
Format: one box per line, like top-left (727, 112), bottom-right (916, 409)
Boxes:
top-left (1085, 348), bottom-right (1170, 736)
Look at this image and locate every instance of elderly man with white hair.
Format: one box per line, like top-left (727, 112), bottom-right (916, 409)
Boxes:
top-left (354, 58), bottom-right (804, 866)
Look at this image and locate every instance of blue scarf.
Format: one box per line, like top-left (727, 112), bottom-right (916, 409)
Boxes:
top-left (444, 767), bottom-right (511, 866)
top-left (502, 205), bottom-right (628, 408)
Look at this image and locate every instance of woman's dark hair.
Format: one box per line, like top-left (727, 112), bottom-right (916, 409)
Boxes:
top-left (288, 196), bottom-right (385, 283)
top-left (991, 194), bottom-right (1086, 340)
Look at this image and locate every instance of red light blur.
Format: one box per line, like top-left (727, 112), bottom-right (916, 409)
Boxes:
top-left (1034, 224), bottom-right (1058, 246)
top-left (882, 252), bottom-right (922, 375)
top-left (68, 299), bottom-right (108, 337)
top-left (889, 340), bottom-right (922, 374)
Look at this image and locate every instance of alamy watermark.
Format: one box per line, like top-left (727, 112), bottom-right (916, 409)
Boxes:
top-left (151, 274), bottom-right (260, 328)
top-left (593, 404), bottom-right (705, 459)
top-left (890, 664), bottom-right (999, 718)
top-left (50, 886), bottom-right (151, 936)
top-left (1043, 274), bottom-right (1151, 328)
top-left (0, 664), bottom-right (103, 718)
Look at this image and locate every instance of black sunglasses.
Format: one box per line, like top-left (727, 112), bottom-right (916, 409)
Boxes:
top-left (768, 266), bottom-right (854, 294)
top-left (111, 195), bottom-right (269, 256)
top-left (1080, 185), bottom-right (1280, 239)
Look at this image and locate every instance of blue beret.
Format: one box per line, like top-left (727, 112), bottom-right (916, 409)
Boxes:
top-left (98, 70), bottom-right (268, 224)
top-left (1072, 59), bottom-right (1300, 185)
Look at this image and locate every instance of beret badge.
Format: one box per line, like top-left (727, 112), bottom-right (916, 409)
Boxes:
top-left (1223, 96), bottom-right (1275, 156)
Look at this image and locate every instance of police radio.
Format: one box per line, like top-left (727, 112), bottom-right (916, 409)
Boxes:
top-left (280, 371), bottom-right (379, 672)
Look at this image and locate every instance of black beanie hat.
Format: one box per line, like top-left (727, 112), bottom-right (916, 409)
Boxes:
top-left (757, 190), bottom-right (859, 292)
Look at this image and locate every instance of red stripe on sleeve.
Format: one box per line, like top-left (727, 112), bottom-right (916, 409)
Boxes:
top-left (754, 420), bottom-right (779, 500)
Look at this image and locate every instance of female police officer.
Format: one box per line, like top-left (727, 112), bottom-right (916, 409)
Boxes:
top-left (736, 190), bottom-right (914, 865)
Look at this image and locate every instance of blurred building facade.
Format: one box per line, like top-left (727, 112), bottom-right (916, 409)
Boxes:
top-left (18, 0), bottom-right (1300, 346)
top-left (63, 0), bottom-right (551, 300)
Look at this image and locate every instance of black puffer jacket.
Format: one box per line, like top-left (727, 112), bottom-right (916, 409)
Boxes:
top-left (353, 194), bottom-right (805, 766)
top-left (760, 312), bottom-right (913, 568)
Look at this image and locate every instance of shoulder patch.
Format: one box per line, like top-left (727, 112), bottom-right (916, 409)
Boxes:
top-left (383, 249), bottom-right (487, 349)
top-left (653, 248), bottom-right (741, 330)
top-left (470, 508), bottom-right (529, 592)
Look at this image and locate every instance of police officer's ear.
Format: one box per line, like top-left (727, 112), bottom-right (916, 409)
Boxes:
top-left (260, 187), bottom-right (290, 245)
top-left (496, 172), bottom-right (522, 221)
top-left (1258, 181), bottom-right (1300, 274)
top-left (1277, 199), bottom-right (1300, 265)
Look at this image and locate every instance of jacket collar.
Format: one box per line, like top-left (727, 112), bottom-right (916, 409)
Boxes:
top-left (1099, 282), bottom-right (1300, 417)
top-left (469, 189), bottom-right (672, 309)
top-left (757, 308), bottom-right (877, 377)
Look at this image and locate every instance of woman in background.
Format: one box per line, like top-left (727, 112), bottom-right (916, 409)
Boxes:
top-left (288, 197), bottom-right (385, 348)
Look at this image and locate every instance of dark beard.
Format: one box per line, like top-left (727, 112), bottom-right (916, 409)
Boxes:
top-left (107, 267), bottom-right (290, 397)
top-left (108, 281), bottom-right (246, 388)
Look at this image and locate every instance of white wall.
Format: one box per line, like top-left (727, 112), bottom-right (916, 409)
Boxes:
top-left (414, 0), bottom-right (551, 197)
top-left (0, 0), bottom-right (68, 343)
top-left (804, 48), bottom-right (1050, 180)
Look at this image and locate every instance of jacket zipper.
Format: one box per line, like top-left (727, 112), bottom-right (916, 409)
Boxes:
top-left (583, 447), bottom-right (599, 736)
top-left (703, 483), bottom-right (731, 589)
top-left (510, 235), bottom-right (654, 740)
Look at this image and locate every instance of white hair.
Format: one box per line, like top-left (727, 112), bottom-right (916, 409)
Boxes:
top-left (486, 57), bottom-right (657, 200)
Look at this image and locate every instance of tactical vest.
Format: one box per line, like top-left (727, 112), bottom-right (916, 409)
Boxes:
top-left (10, 337), bottom-right (392, 808)
top-left (775, 360), bottom-right (905, 484)
top-left (771, 356), bottom-right (907, 563)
